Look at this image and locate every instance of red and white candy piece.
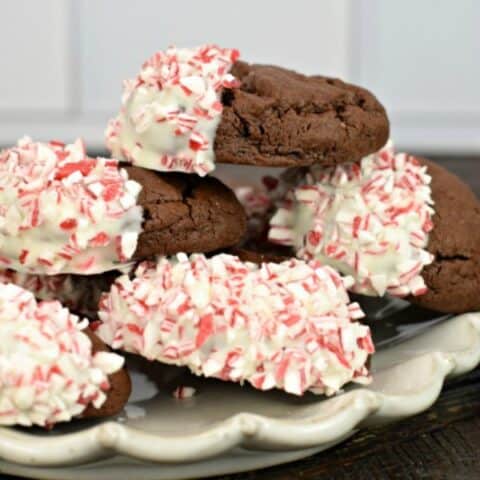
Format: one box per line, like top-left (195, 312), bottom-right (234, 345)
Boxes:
top-left (234, 184), bottom-right (274, 240)
top-left (233, 175), bottom-right (296, 241)
top-left (0, 269), bottom-right (113, 318)
top-left (0, 282), bottom-right (124, 427)
top-left (172, 386), bottom-right (196, 400)
top-left (105, 44), bottom-right (240, 176)
top-left (0, 137), bottom-right (143, 275)
top-left (96, 253), bottom-right (374, 396)
top-left (269, 141), bottom-right (435, 297)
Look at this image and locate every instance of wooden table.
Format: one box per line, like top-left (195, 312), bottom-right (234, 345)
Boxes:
top-left (215, 156), bottom-right (480, 480)
top-left (217, 368), bottom-right (480, 480)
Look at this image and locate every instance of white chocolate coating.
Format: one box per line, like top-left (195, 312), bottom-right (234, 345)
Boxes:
top-left (106, 45), bottom-right (240, 176)
top-left (97, 253), bottom-right (373, 396)
top-left (0, 138), bottom-right (143, 275)
top-left (0, 283), bottom-right (124, 427)
top-left (0, 269), bottom-right (115, 318)
top-left (269, 141), bottom-right (435, 297)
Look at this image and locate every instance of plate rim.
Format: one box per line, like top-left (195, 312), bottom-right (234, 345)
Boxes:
top-left (0, 312), bottom-right (478, 467)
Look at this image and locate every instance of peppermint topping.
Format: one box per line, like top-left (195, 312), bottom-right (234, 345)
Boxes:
top-left (0, 138), bottom-right (143, 274)
top-left (172, 386), bottom-right (196, 400)
top-left (234, 185), bottom-right (273, 240)
top-left (0, 283), bottom-right (124, 427)
top-left (235, 185), bottom-right (272, 219)
top-left (105, 45), bottom-right (240, 176)
top-left (0, 269), bottom-right (112, 318)
top-left (97, 253), bottom-right (373, 396)
top-left (269, 141), bottom-right (435, 297)
top-left (0, 270), bottom-right (80, 309)
top-left (234, 176), bottom-right (293, 241)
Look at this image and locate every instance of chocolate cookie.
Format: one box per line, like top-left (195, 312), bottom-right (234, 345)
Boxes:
top-left (409, 159), bottom-right (480, 313)
top-left (266, 142), bottom-right (480, 314)
top-left (82, 329), bottom-right (131, 419)
top-left (126, 166), bottom-right (247, 258)
top-left (215, 61), bottom-right (390, 167)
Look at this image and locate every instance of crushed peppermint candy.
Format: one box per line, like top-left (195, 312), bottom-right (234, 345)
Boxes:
top-left (234, 175), bottom-right (294, 241)
top-left (0, 282), bottom-right (124, 427)
top-left (0, 269), bottom-right (115, 318)
top-left (172, 386), bottom-right (196, 400)
top-left (235, 185), bottom-right (272, 219)
top-left (234, 184), bottom-right (273, 240)
top-left (105, 44), bottom-right (240, 176)
top-left (0, 137), bottom-right (143, 275)
top-left (269, 140), bottom-right (435, 297)
top-left (96, 253), bottom-right (373, 396)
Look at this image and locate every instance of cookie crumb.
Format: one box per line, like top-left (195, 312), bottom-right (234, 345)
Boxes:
top-left (172, 386), bottom-right (196, 400)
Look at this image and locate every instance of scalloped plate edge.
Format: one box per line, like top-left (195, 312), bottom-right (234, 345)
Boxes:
top-left (0, 312), bottom-right (477, 467)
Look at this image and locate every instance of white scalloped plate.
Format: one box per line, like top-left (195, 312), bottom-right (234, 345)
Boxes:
top-left (0, 304), bottom-right (479, 480)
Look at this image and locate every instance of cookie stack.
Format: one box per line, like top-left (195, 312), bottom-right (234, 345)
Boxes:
top-left (0, 46), bottom-right (247, 427)
top-left (0, 44), bottom-right (478, 428)
top-left (96, 45), bottom-right (375, 397)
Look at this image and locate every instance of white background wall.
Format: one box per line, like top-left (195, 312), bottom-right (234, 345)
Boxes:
top-left (0, 0), bottom-right (478, 153)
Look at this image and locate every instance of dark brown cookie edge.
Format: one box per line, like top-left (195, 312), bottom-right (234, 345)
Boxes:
top-left (81, 329), bottom-right (131, 419)
top-left (126, 167), bottom-right (247, 259)
top-left (410, 158), bottom-right (480, 314)
top-left (215, 61), bottom-right (389, 168)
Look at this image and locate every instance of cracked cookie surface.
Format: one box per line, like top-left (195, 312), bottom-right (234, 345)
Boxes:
top-left (410, 159), bottom-right (480, 313)
top-left (215, 61), bottom-right (389, 167)
top-left (126, 166), bottom-right (247, 259)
